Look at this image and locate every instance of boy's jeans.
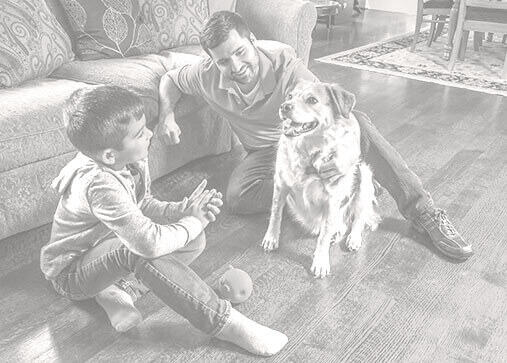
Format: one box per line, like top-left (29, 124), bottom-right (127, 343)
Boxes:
top-left (51, 232), bottom-right (231, 335)
top-left (226, 110), bottom-right (434, 220)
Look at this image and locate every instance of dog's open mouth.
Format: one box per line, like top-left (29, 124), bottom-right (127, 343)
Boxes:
top-left (282, 120), bottom-right (319, 137)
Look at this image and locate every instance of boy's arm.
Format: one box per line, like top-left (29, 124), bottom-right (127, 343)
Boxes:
top-left (87, 172), bottom-right (203, 259)
top-left (140, 192), bottom-right (187, 222)
top-left (136, 159), bottom-right (185, 221)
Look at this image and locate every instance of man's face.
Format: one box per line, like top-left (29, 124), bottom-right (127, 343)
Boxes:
top-left (208, 29), bottom-right (260, 85)
top-left (115, 114), bottom-right (153, 165)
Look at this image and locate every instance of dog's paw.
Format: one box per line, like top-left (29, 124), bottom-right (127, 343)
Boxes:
top-left (345, 234), bottom-right (362, 251)
top-left (310, 252), bottom-right (331, 278)
top-left (261, 234), bottom-right (279, 252)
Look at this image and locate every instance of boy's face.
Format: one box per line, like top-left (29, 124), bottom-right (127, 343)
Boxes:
top-left (208, 29), bottom-right (260, 86)
top-left (111, 114), bottom-right (153, 167)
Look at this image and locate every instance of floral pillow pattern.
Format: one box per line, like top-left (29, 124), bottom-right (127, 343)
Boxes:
top-left (0, 0), bottom-right (74, 88)
top-left (139, 0), bottom-right (209, 50)
top-left (59, 0), bottom-right (158, 60)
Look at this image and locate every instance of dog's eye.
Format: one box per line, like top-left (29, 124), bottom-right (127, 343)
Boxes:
top-left (286, 93), bottom-right (293, 100)
top-left (306, 96), bottom-right (318, 104)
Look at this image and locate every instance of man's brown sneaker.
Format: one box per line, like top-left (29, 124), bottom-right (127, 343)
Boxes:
top-left (412, 208), bottom-right (474, 261)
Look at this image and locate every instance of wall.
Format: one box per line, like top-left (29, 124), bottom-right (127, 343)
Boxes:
top-left (364, 0), bottom-right (417, 15)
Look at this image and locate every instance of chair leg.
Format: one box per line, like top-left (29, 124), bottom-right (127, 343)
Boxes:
top-left (427, 16), bottom-right (437, 47)
top-left (503, 34), bottom-right (507, 44)
top-left (411, 11), bottom-right (424, 51)
top-left (487, 32), bottom-right (493, 42)
top-left (473, 32), bottom-right (484, 51)
top-left (503, 50), bottom-right (507, 79)
top-left (434, 17), bottom-right (446, 41)
top-left (449, 25), bottom-right (465, 71)
top-left (459, 30), bottom-right (469, 60)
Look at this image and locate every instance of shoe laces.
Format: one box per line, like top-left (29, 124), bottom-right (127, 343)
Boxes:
top-left (435, 208), bottom-right (458, 237)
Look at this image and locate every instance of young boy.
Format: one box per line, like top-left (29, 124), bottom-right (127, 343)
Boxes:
top-left (40, 85), bottom-right (288, 356)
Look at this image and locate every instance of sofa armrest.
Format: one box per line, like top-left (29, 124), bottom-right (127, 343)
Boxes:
top-left (236, 0), bottom-right (317, 65)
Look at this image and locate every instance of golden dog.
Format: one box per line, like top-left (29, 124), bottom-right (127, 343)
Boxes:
top-left (261, 81), bottom-right (380, 278)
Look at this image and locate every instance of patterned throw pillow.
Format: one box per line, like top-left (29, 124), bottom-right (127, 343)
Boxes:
top-left (208, 0), bottom-right (237, 15)
top-left (139, 0), bottom-right (210, 51)
top-left (59, 0), bottom-right (159, 60)
top-left (0, 0), bottom-right (74, 88)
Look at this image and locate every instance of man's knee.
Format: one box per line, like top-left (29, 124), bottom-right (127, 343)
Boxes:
top-left (225, 184), bottom-right (254, 214)
top-left (225, 183), bottom-right (243, 213)
top-left (226, 187), bottom-right (271, 215)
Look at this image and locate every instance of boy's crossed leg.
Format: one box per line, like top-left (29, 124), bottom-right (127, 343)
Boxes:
top-left (56, 234), bottom-right (287, 356)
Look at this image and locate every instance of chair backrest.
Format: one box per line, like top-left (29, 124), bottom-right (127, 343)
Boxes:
top-left (420, 0), bottom-right (453, 16)
top-left (465, 0), bottom-right (507, 10)
top-left (461, 0), bottom-right (507, 32)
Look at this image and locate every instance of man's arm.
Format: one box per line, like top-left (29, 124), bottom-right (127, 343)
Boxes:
top-left (157, 70), bottom-right (184, 145)
top-left (157, 61), bottom-right (204, 145)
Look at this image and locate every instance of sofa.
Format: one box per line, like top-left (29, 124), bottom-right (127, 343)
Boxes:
top-left (0, 0), bottom-right (317, 242)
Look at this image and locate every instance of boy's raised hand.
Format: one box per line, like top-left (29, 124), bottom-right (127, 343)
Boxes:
top-left (185, 179), bottom-right (223, 225)
top-left (204, 190), bottom-right (223, 222)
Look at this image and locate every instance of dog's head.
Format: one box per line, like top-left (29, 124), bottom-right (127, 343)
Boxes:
top-left (279, 80), bottom-right (356, 138)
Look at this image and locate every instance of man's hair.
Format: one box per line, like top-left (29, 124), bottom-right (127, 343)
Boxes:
top-left (65, 85), bottom-right (144, 156)
top-left (200, 11), bottom-right (251, 55)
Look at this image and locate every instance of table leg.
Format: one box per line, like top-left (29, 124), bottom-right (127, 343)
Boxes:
top-left (445, 0), bottom-right (460, 60)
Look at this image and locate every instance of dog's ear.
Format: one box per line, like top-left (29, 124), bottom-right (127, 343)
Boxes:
top-left (325, 83), bottom-right (356, 119)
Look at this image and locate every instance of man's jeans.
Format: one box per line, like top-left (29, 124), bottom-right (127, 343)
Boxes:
top-left (51, 232), bottom-right (231, 335)
top-left (226, 110), bottom-right (434, 219)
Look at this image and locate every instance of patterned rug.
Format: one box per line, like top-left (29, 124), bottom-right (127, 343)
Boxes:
top-left (316, 31), bottom-right (507, 96)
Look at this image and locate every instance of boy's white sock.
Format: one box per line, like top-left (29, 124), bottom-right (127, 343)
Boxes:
top-left (215, 308), bottom-right (288, 356)
top-left (95, 284), bottom-right (143, 332)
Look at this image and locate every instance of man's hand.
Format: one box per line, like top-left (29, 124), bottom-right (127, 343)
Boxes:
top-left (157, 112), bottom-right (181, 145)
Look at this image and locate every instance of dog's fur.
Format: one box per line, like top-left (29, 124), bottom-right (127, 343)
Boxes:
top-left (261, 81), bottom-right (380, 278)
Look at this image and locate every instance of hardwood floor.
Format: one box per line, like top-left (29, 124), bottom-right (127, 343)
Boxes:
top-left (1, 9), bottom-right (506, 363)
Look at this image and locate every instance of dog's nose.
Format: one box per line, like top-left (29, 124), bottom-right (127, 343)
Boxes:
top-left (280, 102), bottom-right (293, 113)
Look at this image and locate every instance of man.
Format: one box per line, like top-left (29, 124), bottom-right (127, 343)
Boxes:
top-left (158, 11), bottom-right (473, 261)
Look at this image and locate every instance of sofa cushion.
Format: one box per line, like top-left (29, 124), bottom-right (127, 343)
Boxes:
top-left (59, 0), bottom-right (159, 60)
top-left (0, 78), bottom-right (88, 173)
top-left (164, 44), bottom-right (208, 58)
top-left (139, 0), bottom-right (209, 51)
top-left (0, 0), bottom-right (74, 88)
top-left (50, 52), bottom-right (206, 123)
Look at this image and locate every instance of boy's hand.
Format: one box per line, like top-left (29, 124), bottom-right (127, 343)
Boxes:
top-left (204, 190), bottom-right (223, 222)
top-left (184, 179), bottom-right (223, 226)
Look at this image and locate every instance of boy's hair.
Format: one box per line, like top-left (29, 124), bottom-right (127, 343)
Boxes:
top-left (65, 85), bottom-right (144, 156)
top-left (199, 11), bottom-right (252, 55)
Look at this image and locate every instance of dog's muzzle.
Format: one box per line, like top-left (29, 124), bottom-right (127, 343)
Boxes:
top-left (282, 120), bottom-right (319, 137)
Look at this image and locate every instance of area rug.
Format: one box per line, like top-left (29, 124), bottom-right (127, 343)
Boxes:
top-left (316, 31), bottom-right (507, 96)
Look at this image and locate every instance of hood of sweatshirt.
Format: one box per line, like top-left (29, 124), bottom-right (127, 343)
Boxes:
top-left (51, 153), bottom-right (100, 195)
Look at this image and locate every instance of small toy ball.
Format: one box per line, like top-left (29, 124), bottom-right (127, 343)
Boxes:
top-left (217, 265), bottom-right (253, 304)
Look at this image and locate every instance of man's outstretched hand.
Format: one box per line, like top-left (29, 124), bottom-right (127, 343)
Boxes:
top-left (157, 112), bottom-right (181, 145)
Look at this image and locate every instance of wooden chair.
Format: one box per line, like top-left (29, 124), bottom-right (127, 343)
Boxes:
top-left (448, 0), bottom-right (507, 78)
top-left (411, 0), bottom-right (454, 52)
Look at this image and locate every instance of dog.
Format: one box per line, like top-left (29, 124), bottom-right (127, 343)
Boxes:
top-left (261, 80), bottom-right (380, 278)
